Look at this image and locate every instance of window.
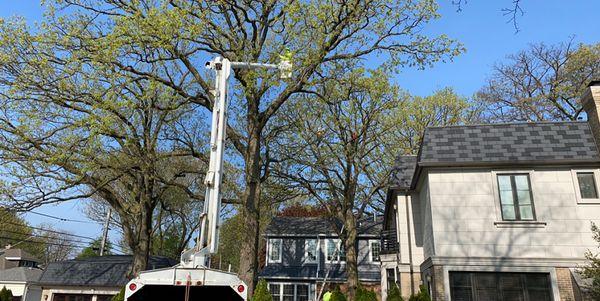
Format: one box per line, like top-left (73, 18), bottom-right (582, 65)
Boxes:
top-left (268, 238), bottom-right (282, 263)
top-left (326, 239), bottom-right (346, 263)
top-left (269, 283), bottom-right (311, 301)
top-left (449, 272), bottom-right (551, 301)
top-left (497, 174), bottom-right (535, 221)
top-left (270, 284), bottom-right (282, 300)
top-left (577, 172), bottom-right (598, 199)
top-left (386, 268), bottom-right (396, 291)
top-left (52, 294), bottom-right (93, 301)
top-left (283, 284), bottom-right (295, 301)
top-left (296, 284), bottom-right (309, 301)
top-left (304, 239), bottom-right (317, 263)
top-left (369, 240), bottom-right (381, 262)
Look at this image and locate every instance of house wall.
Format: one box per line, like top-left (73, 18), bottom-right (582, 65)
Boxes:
top-left (0, 281), bottom-right (26, 296)
top-left (266, 236), bottom-right (381, 281)
top-left (426, 167), bottom-right (600, 261)
top-left (41, 286), bottom-right (120, 301)
top-left (419, 181), bottom-right (435, 261)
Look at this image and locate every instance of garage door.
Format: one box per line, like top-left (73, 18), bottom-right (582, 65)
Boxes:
top-left (449, 272), bottom-right (552, 301)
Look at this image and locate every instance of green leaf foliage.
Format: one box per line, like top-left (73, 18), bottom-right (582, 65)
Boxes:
top-left (582, 222), bottom-right (600, 299)
top-left (0, 287), bottom-right (13, 301)
top-left (251, 279), bottom-right (273, 301)
top-left (111, 287), bottom-right (125, 301)
top-left (356, 285), bottom-right (377, 301)
top-left (77, 237), bottom-right (112, 259)
top-left (408, 285), bottom-right (431, 301)
top-left (386, 284), bottom-right (403, 301)
top-left (330, 287), bottom-right (347, 301)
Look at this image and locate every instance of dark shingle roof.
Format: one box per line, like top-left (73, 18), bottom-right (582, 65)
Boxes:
top-left (37, 255), bottom-right (176, 287)
top-left (419, 121), bottom-right (600, 165)
top-left (388, 121), bottom-right (600, 191)
top-left (0, 267), bottom-right (42, 282)
top-left (265, 216), bottom-right (382, 237)
top-left (389, 155), bottom-right (417, 189)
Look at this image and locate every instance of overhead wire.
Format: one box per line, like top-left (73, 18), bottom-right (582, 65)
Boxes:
top-left (27, 211), bottom-right (100, 224)
top-left (0, 235), bottom-right (87, 249)
top-left (0, 229), bottom-right (94, 245)
top-left (2, 220), bottom-right (96, 240)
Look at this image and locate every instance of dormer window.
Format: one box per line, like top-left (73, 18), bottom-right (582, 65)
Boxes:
top-left (497, 174), bottom-right (536, 221)
top-left (326, 239), bottom-right (346, 263)
top-left (304, 239), bottom-right (317, 263)
top-left (268, 239), bottom-right (282, 263)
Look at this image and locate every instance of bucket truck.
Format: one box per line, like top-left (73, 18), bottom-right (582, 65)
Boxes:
top-left (124, 55), bottom-right (292, 301)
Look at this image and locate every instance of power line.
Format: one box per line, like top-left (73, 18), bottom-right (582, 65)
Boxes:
top-left (2, 220), bottom-right (96, 241)
top-left (28, 211), bottom-right (99, 224)
top-left (1, 229), bottom-right (93, 245)
top-left (0, 235), bottom-right (86, 249)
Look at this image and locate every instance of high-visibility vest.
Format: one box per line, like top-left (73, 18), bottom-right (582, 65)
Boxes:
top-left (323, 291), bottom-right (332, 301)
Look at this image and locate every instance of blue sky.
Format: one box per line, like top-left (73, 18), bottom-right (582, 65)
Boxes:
top-left (0, 0), bottom-right (599, 250)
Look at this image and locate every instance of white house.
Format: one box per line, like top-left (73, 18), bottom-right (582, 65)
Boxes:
top-left (0, 267), bottom-right (43, 301)
top-left (0, 248), bottom-right (42, 301)
top-left (380, 82), bottom-right (600, 301)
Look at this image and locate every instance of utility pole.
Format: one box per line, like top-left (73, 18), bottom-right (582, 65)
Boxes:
top-left (100, 208), bottom-right (111, 256)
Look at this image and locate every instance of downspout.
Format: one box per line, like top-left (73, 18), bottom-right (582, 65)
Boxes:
top-left (393, 199), bottom-right (401, 294)
top-left (405, 193), bottom-right (415, 296)
top-left (315, 234), bottom-right (321, 301)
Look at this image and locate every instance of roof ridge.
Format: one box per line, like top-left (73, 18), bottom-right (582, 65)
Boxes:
top-left (426, 120), bottom-right (586, 129)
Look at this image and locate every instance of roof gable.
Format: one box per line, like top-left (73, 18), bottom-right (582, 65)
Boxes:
top-left (0, 249), bottom-right (39, 263)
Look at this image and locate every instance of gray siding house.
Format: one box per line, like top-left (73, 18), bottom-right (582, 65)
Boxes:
top-left (259, 216), bottom-right (382, 301)
top-left (380, 83), bottom-right (600, 301)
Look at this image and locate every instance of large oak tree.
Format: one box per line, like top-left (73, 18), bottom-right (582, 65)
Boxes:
top-left (0, 0), bottom-right (461, 293)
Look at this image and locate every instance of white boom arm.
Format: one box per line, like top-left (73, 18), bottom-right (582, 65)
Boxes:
top-left (125, 56), bottom-right (291, 301)
top-left (180, 56), bottom-right (292, 269)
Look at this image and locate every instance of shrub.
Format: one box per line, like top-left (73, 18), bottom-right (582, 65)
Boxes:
top-left (330, 287), bottom-right (347, 301)
top-left (582, 222), bottom-right (600, 300)
top-left (356, 285), bottom-right (377, 301)
top-left (111, 287), bottom-right (125, 301)
top-left (0, 287), bottom-right (13, 301)
top-left (386, 284), bottom-right (403, 301)
top-left (408, 285), bottom-right (431, 301)
top-left (252, 279), bottom-right (273, 301)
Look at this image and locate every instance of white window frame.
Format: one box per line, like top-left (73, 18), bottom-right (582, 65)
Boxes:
top-left (304, 239), bottom-right (317, 264)
top-left (369, 240), bottom-right (381, 263)
top-left (267, 238), bottom-right (282, 264)
top-left (571, 169), bottom-right (600, 204)
top-left (491, 170), bottom-right (545, 225)
top-left (267, 282), bottom-right (312, 301)
top-left (325, 239), bottom-right (345, 264)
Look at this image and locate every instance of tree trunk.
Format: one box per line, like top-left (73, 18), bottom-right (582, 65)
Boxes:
top-left (124, 202), bottom-right (154, 278)
top-left (237, 128), bottom-right (263, 296)
top-left (343, 213), bottom-right (359, 301)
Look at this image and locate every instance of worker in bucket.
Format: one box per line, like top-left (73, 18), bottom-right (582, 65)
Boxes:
top-left (323, 290), bottom-right (332, 301)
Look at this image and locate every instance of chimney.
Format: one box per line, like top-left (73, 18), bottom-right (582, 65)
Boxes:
top-left (582, 81), bottom-right (600, 150)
